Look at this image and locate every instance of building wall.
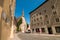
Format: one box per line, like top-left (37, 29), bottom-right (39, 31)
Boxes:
top-left (1, 0), bottom-right (11, 40)
top-left (0, 0), bottom-right (16, 40)
top-left (0, 6), bottom-right (3, 40)
top-left (30, 0), bottom-right (60, 34)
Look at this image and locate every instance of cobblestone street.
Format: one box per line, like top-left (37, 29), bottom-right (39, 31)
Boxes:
top-left (16, 33), bottom-right (60, 40)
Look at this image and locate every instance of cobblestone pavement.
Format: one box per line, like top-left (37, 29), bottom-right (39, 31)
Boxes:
top-left (9, 33), bottom-right (21, 40)
top-left (17, 33), bottom-right (60, 40)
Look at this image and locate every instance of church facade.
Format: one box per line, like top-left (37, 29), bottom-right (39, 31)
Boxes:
top-left (30, 0), bottom-right (60, 34)
top-left (18, 10), bottom-right (27, 33)
top-left (0, 0), bottom-right (16, 40)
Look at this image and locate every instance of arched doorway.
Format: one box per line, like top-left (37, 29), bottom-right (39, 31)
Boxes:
top-left (36, 28), bottom-right (40, 33)
top-left (48, 27), bottom-right (53, 34)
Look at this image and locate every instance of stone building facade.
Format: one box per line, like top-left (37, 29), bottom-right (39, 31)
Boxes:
top-left (30, 0), bottom-right (60, 34)
top-left (0, 0), bottom-right (16, 40)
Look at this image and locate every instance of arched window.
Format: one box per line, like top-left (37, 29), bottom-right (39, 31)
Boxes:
top-left (56, 18), bottom-right (59, 22)
top-left (51, 5), bottom-right (55, 9)
top-left (45, 15), bottom-right (48, 18)
top-left (53, 11), bottom-right (57, 15)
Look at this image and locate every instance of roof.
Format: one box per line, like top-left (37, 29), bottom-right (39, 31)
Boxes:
top-left (29, 0), bottom-right (48, 14)
top-left (17, 16), bottom-right (22, 22)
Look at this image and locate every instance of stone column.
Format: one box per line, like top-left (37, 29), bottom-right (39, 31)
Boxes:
top-left (45, 27), bottom-right (48, 34)
top-left (52, 26), bottom-right (56, 34)
top-left (31, 28), bottom-right (36, 33)
top-left (34, 28), bottom-right (36, 33)
top-left (40, 28), bottom-right (42, 34)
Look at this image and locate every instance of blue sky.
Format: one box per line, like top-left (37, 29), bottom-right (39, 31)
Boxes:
top-left (14, 0), bottom-right (46, 24)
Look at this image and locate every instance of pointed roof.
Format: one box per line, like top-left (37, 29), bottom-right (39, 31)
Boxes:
top-left (17, 9), bottom-right (24, 22)
top-left (22, 9), bottom-right (24, 17)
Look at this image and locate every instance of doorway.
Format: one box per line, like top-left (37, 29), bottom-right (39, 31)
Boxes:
top-left (48, 27), bottom-right (53, 34)
top-left (36, 28), bottom-right (40, 33)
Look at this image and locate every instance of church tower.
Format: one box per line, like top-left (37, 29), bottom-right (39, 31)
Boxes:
top-left (18, 9), bottom-right (27, 33)
top-left (22, 9), bottom-right (24, 17)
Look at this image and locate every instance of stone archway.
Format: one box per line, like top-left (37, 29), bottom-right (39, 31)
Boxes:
top-left (36, 28), bottom-right (40, 33)
top-left (48, 27), bottom-right (53, 34)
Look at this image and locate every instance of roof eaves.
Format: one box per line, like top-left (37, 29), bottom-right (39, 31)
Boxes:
top-left (29, 0), bottom-right (48, 14)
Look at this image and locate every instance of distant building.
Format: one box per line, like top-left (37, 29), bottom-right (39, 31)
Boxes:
top-left (27, 24), bottom-right (31, 30)
top-left (0, 0), bottom-right (16, 40)
top-left (30, 0), bottom-right (60, 34)
top-left (17, 10), bottom-right (27, 33)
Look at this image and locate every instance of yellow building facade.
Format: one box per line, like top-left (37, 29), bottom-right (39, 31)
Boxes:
top-left (0, 0), bottom-right (15, 40)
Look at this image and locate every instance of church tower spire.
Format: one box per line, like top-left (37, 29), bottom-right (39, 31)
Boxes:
top-left (22, 9), bottom-right (24, 17)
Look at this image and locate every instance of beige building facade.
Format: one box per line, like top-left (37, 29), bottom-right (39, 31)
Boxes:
top-left (30, 0), bottom-right (60, 34)
top-left (0, 0), bottom-right (16, 40)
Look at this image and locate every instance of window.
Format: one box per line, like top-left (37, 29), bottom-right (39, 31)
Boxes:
top-left (41, 22), bottom-right (43, 25)
top-left (39, 13), bottom-right (41, 15)
top-left (36, 28), bottom-right (40, 32)
top-left (32, 20), bottom-right (33, 23)
top-left (32, 17), bottom-right (33, 19)
top-left (46, 21), bottom-right (49, 24)
top-left (41, 28), bottom-right (45, 32)
top-left (32, 20), bottom-right (34, 22)
top-left (36, 14), bottom-right (38, 16)
top-left (51, 5), bottom-right (55, 9)
top-left (44, 10), bottom-right (46, 13)
top-left (34, 24), bottom-right (36, 26)
top-left (34, 15), bottom-right (35, 17)
top-left (37, 23), bottom-right (39, 25)
top-left (37, 18), bottom-right (38, 21)
top-left (45, 15), bottom-right (48, 18)
top-left (55, 27), bottom-right (60, 33)
top-left (34, 19), bottom-right (36, 22)
top-left (40, 17), bottom-right (42, 19)
top-left (56, 18), bottom-right (59, 22)
top-left (53, 11), bottom-right (57, 15)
